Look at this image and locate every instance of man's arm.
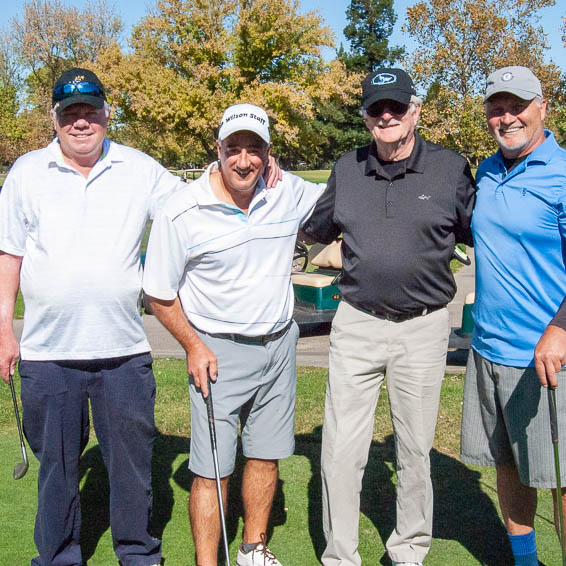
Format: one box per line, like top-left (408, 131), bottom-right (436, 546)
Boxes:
top-left (454, 161), bottom-right (477, 246)
top-left (0, 252), bottom-right (23, 384)
top-left (535, 298), bottom-right (566, 388)
top-left (300, 166), bottom-right (339, 244)
top-left (144, 295), bottom-right (217, 397)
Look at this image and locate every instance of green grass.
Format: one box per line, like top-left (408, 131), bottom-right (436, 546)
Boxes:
top-left (291, 170), bottom-right (331, 184)
top-left (1, 362), bottom-right (562, 565)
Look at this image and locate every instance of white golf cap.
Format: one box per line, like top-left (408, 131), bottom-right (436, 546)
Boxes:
top-left (218, 103), bottom-right (270, 144)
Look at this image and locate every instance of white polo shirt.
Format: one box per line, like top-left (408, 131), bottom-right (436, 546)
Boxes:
top-left (142, 163), bottom-right (325, 336)
top-left (0, 138), bottom-right (184, 360)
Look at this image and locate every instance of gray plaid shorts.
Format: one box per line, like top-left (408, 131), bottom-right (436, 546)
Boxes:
top-left (460, 348), bottom-right (566, 488)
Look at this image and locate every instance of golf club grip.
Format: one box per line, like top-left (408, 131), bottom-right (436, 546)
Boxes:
top-left (549, 388), bottom-right (560, 444)
top-left (204, 391), bottom-right (219, 452)
top-left (9, 374), bottom-right (26, 444)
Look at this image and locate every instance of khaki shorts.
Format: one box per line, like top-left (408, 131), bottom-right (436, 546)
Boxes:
top-left (188, 321), bottom-right (299, 478)
top-left (461, 348), bottom-right (566, 488)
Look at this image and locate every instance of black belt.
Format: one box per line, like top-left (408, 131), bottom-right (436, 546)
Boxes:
top-left (346, 300), bottom-right (446, 323)
top-left (207, 321), bottom-right (292, 344)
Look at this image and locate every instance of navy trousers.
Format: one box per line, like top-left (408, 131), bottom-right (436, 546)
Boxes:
top-left (19, 353), bottom-right (161, 566)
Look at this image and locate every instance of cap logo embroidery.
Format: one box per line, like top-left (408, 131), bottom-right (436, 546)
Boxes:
top-left (501, 72), bottom-right (513, 82)
top-left (73, 75), bottom-right (85, 83)
top-left (220, 112), bottom-right (266, 129)
top-left (372, 73), bottom-right (396, 86)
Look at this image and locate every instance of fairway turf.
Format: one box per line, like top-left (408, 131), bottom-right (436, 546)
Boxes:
top-left (0, 362), bottom-right (562, 565)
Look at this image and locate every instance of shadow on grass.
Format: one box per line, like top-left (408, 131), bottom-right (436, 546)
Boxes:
top-left (78, 431), bottom-right (287, 566)
top-left (77, 429), bottom-right (512, 566)
top-left (294, 430), bottom-right (513, 566)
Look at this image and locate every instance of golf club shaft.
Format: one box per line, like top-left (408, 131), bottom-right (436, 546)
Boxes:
top-left (9, 373), bottom-right (28, 462)
top-left (204, 381), bottom-right (231, 566)
top-left (548, 387), bottom-right (566, 565)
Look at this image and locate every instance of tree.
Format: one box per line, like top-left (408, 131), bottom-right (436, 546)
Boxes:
top-left (12, 0), bottom-right (123, 112)
top-left (338, 0), bottom-right (403, 72)
top-left (308, 0), bottom-right (404, 166)
top-left (404, 0), bottom-right (565, 163)
top-left (97, 0), bottom-right (359, 168)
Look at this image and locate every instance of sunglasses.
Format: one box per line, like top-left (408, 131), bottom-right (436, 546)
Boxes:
top-left (53, 81), bottom-right (105, 102)
top-left (366, 100), bottom-right (410, 118)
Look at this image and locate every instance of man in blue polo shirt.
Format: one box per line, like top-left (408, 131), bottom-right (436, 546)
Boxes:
top-left (461, 66), bottom-right (566, 566)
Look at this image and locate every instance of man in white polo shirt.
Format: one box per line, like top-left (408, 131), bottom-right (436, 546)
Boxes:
top-left (143, 103), bottom-right (325, 566)
top-left (0, 67), bottom-right (186, 566)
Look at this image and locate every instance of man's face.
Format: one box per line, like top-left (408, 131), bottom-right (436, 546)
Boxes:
top-left (52, 103), bottom-right (108, 163)
top-left (486, 93), bottom-right (546, 159)
top-left (363, 99), bottom-right (420, 149)
top-left (217, 131), bottom-right (270, 193)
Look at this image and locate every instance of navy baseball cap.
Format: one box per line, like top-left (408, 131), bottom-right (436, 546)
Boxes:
top-left (362, 68), bottom-right (417, 110)
top-left (52, 67), bottom-right (107, 113)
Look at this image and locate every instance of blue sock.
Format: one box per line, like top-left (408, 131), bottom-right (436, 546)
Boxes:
top-left (508, 530), bottom-right (538, 566)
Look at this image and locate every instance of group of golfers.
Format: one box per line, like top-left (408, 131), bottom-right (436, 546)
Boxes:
top-left (0, 60), bottom-right (564, 566)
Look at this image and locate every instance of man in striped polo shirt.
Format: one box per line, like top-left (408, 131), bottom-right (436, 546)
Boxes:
top-left (143, 103), bottom-right (325, 566)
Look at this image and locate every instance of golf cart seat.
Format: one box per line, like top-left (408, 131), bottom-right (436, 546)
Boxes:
top-left (292, 240), bottom-right (343, 323)
top-left (291, 239), bottom-right (342, 286)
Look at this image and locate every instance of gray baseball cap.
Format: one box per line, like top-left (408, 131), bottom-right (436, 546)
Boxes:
top-left (484, 66), bottom-right (542, 102)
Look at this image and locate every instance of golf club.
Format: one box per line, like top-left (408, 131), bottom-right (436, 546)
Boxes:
top-left (202, 375), bottom-right (231, 566)
top-left (9, 373), bottom-right (29, 480)
top-left (548, 386), bottom-right (566, 565)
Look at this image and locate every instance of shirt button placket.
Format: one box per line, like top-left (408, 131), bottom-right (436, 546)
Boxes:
top-left (386, 181), bottom-right (394, 217)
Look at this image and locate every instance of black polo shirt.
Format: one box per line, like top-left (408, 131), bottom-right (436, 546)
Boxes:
top-left (302, 133), bottom-right (476, 317)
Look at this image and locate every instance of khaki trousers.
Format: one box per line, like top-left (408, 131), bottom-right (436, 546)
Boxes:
top-left (321, 301), bottom-right (450, 565)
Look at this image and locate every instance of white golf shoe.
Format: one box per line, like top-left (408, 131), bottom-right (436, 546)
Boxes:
top-left (236, 542), bottom-right (282, 565)
top-left (392, 562), bottom-right (423, 566)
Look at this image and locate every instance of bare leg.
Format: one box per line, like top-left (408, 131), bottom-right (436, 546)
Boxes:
top-left (551, 487), bottom-right (566, 540)
top-left (496, 464), bottom-right (537, 534)
top-left (241, 458), bottom-right (278, 543)
top-left (189, 474), bottom-right (230, 566)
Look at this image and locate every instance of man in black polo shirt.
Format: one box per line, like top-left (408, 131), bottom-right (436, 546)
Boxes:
top-left (301, 68), bottom-right (476, 566)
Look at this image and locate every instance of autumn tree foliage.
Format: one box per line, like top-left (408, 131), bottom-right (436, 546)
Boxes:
top-left (404, 0), bottom-right (565, 164)
top-left (0, 0), bottom-right (124, 164)
top-left (97, 0), bottom-right (359, 168)
top-left (12, 0), bottom-right (122, 111)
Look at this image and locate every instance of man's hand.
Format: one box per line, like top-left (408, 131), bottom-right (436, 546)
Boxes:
top-left (186, 338), bottom-right (218, 398)
top-left (534, 324), bottom-right (566, 388)
top-left (0, 332), bottom-right (20, 384)
top-left (263, 155), bottom-right (282, 188)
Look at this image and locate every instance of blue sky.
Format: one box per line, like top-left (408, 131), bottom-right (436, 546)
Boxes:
top-left (3, 0), bottom-right (565, 69)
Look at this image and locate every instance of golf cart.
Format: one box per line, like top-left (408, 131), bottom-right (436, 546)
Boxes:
top-left (290, 240), bottom-right (473, 337)
top-left (291, 240), bottom-right (343, 325)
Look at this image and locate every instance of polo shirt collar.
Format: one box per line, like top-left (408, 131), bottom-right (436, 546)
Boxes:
top-left (365, 131), bottom-right (427, 178)
top-left (494, 129), bottom-right (557, 169)
top-left (47, 137), bottom-right (119, 170)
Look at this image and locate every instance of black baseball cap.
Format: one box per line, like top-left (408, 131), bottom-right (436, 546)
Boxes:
top-left (52, 67), bottom-right (107, 113)
top-left (362, 68), bottom-right (416, 110)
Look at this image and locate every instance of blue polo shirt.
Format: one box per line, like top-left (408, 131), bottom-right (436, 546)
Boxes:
top-left (471, 131), bottom-right (566, 366)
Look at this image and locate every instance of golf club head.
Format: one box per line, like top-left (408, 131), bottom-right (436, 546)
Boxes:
top-left (13, 460), bottom-right (28, 480)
